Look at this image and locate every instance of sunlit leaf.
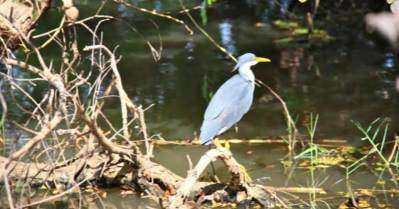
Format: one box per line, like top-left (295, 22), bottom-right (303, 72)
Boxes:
top-left (358, 199), bottom-right (371, 208)
top-left (255, 22), bottom-right (265, 27)
top-left (376, 180), bottom-right (386, 185)
top-left (85, 188), bottom-right (95, 193)
top-left (281, 160), bottom-right (293, 168)
top-left (293, 28), bottom-right (309, 35)
top-left (101, 191), bottom-right (107, 198)
top-left (71, 186), bottom-right (80, 193)
top-left (272, 20), bottom-right (299, 30)
top-left (314, 155), bottom-right (345, 166)
top-left (358, 189), bottom-right (374, 197)
top-left (208, 0), bottom-right (217, 5)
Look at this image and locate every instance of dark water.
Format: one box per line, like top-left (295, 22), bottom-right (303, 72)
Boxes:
top-left (24, 0), bottom-right (399, 142)
top-left (4, 0), bottom-right (399, 208)
top-left (95, 2), bottom-right (399, 142)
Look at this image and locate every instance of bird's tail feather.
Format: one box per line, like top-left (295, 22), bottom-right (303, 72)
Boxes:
top-left (199, 129), bottom-right (213, 145)
top-left (201, 139), bottom-right (212, 145)
top-left (200, 120), bottom-right (220, 145)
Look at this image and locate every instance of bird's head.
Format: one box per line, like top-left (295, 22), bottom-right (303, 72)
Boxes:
top-left (233, 53), bottom-right (271, 71)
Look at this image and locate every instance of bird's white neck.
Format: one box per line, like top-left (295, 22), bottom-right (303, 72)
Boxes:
top-left (238, 61), bottom-right (256, 82)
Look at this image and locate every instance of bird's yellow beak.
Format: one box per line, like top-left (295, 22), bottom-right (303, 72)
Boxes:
top-left (255, 57), bottom-right (271, 63)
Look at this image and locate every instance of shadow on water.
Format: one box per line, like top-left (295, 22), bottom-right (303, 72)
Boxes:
top-left (3, 0), bottom-right (399, 208)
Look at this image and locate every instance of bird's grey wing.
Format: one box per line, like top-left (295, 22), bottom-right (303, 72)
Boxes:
top-left (200, 75), bottom-right (254, 144)
top-left (204, 75), bottom-right (249, 120)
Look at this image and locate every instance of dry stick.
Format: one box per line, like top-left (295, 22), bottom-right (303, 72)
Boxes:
top-left (33, 15), bottom-right (114, 39)
top-left (256, 79), bottom-right (302, 152)
top-left (95, 0), bottom-right (108, 15)
top-left (138, 107), bottom-right (152, 157)
top-left (83, 45), bottom-right (132, 140)
top-left (11, 23), bottom-right (52, 76)
top-left (3, 175), bottom-right (15, 209)
top-left (3, 59), bottom-right (69, 98)
top-left (177, 5), bottom-right (202, 14)
top-left (101, 112), bottom-right (136, 144)
top-left (17, 177), bottom-right (91, 208)
top-left (385, 164), bottom-right (399, 188)
top-left (1, 24), bottom-right (71, 181)
top-left (11, 121), bottom-right (39, 134)
top-left (388, 136), bottom-right (399, 162)
top-left (83, 45), bottom-right (151, 153)
top-left (2, 60), bottom-right (67, 131)
top-left (6, 75), bottom-right (46, 116)
top-left (354, 188), bottom-right (399, 194)
top-left (38, 16), bottom-right (66, 49)
top-left (115, 0), bottom-right (193, 35)
top-left (178, 0), bottom-right (237, 62)
top-left (264, 186), bottom-right (325, 194)
top-left (0, 111), bottom-right (63, 181)
top-left (94, 78), bottom-right (116, 112)
top-left (77, 105), bottom-right (134, 156)
top-left (91, 19), bottom-right (110, 66)
top-left (0, 81), bottom-right (7, 128)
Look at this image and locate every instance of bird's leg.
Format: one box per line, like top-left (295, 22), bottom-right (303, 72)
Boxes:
top-left (239, 164), bottom-right (252, 182)
top-left (213, 138), bottom-right (231, 150)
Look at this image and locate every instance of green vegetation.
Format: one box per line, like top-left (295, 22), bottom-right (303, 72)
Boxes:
top-left (272, 19), bottom-right (334, 48)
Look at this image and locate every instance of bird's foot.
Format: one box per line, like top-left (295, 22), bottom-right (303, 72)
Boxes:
top-left (213, 138), bottom-right (230, 150)
top-left (213, 138), bottom-right (223, 148)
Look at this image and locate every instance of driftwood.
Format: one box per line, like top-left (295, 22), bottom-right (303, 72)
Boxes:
top-left (0, 145), bottom-right (272, 208)
top-left (167, 148), bottom-right (270, 208)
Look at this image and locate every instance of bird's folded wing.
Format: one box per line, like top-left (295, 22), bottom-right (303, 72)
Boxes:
top-left (203, 75), bottom-right (252, 121)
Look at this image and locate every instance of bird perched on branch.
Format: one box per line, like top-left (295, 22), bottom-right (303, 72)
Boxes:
top-left (199, 53), bottom-right (271, 147)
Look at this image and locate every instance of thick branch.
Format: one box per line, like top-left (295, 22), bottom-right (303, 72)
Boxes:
top-left (168, 147), bottom-right (269, 208)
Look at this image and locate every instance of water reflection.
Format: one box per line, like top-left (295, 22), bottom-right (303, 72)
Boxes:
top-left (184, 38), bottom-right (195, 61)
top-left (116, 4), bottom-right (129, 17)
top-left (279, 48), bottom-right (305, 87)
top-left (279, 0), bottom-right (294, 18)
top-left (18, 0), bottom-right (396, 141)
top-left (382, 52), bottom-right (396, 69)
top-left (374, 51), bottom-right (396, 100)
top-left (154, 0), bottom-right (162, 11)
top-left (218, 19), bottom-right (236, 55)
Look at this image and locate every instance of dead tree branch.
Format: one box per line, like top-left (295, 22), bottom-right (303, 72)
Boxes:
top-left (168, 147), bottom-right (270, 208)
